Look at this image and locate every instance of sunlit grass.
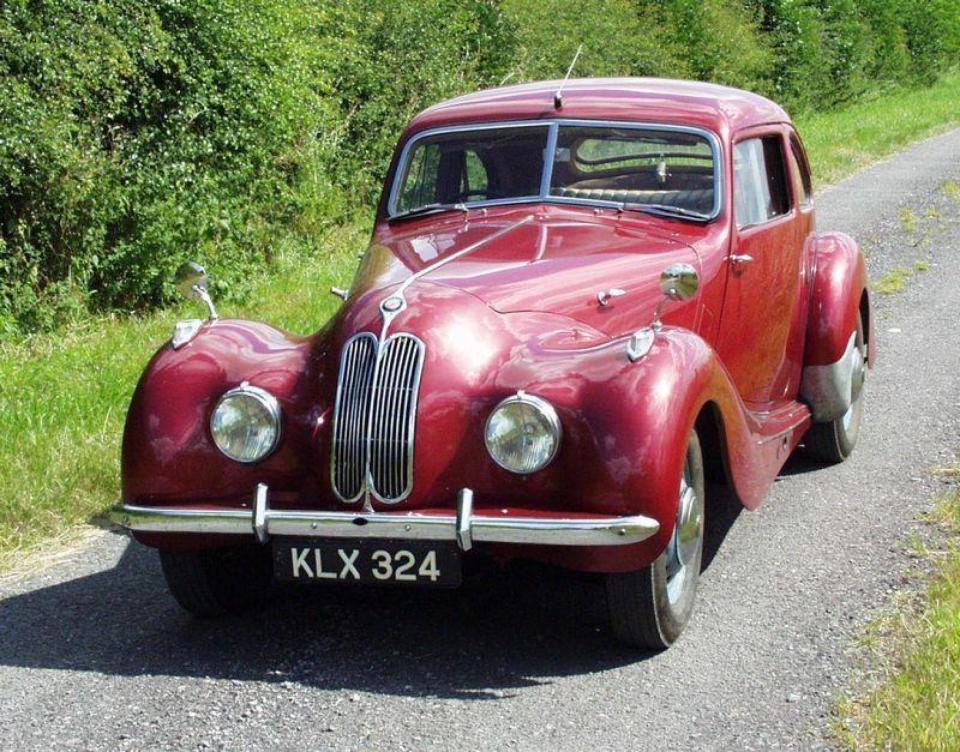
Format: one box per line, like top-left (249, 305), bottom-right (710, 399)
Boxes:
top-left (0, 223), bottom-right (365, 567)
top-left (874, 266), bottom-right (913, 295)
top-left (797, 71), bottom-right (960, 188)
top-left (835, 487), bottom-right (960, 752)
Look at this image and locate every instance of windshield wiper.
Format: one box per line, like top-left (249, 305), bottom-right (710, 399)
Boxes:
top-left (388, 202), bottom-right (469, 222)
top-left (621, 203), bottom-right (711, 222)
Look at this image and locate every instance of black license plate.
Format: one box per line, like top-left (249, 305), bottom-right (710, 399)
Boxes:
top-left (272, 538), bottom-right (461, 588)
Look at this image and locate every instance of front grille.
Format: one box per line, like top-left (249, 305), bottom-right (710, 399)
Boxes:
top-left (331, 333), bottom-right (425, 503)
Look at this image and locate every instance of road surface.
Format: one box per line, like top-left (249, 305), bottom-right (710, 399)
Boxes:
top-left (3, 129), bottom-right (960, 751)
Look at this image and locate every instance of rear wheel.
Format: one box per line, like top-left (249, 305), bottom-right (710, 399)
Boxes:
top-left (159, 545), bottom-right (273, 618)
top-left (606, 431), bottom-right (705, 650)
top-left (804, 312), bottom-right (866, 464)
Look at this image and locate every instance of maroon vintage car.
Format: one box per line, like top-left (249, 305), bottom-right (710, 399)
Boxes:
top-left (112, 78), bottom-right (873, 649)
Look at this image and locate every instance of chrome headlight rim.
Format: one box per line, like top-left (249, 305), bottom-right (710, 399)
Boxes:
top-left (484, 391), bottom-right (562, 475)
top-left (209, 383), bottom-right (282, 464)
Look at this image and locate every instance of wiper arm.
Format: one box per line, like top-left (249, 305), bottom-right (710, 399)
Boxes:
top-left (621, 203), bottom-right (711, 222)
top-left (388, 202), bottom-right (469, 222)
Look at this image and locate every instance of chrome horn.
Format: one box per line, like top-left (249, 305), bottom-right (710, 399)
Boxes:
top-left (174, 261), bottom-right (218, 320)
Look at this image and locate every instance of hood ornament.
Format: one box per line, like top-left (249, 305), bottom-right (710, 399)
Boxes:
top-left (627, 263), bottom-right (700, 362)
top-left (382, 296), bottom-right (404, 313)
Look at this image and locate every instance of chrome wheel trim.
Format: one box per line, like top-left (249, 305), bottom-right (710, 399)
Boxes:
top-left (842, 336), bottom-right (867, 433)
top-left (664, 460), bottom-right (704, 606)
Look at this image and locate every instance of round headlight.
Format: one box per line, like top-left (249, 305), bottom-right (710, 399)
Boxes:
top-left (484, 392), bottom-right (562, 474)
top-left (210, 384), bottom-right (281, 463)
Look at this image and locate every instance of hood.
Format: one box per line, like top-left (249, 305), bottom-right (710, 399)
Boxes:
top-left (355, 207), bottom-right (701, 338)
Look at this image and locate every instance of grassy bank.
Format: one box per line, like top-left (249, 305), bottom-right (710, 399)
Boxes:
top-left (796, 71), bottom-right (960, 186)
top-left (834, 480), bottom-right (960, 751)
top-left (0, 224), bottom-right (364, 568)
top-left (3, 75), bottom-right (960, 568)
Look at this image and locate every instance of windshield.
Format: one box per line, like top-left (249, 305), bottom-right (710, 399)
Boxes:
top-left (390, 122), bottom-right (719, 219)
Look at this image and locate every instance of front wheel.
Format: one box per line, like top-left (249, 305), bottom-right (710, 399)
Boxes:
top-left (605, 430), bottom-right (705, 650)
top-left (159, 545), bottom-right (273, 618)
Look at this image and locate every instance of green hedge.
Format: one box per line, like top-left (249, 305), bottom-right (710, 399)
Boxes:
top-left (2, 0), bottom-right (959, 337)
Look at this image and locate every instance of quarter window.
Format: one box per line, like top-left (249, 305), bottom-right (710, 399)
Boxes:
top-left (734, 137), bottom-right (791, 228)
top-left (789, 137), bottom-right (813, 205)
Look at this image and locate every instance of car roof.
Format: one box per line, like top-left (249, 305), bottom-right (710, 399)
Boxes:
top-left (406, 78), bottom-right (791, 140)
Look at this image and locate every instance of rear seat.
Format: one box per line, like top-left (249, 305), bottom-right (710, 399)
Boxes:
top-left (556, 187), bottom-right (713, 213)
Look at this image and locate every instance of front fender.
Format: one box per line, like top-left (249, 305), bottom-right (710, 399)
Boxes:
top-left (121, 320), bottom-right (326, 509)
top-left (520, 327), bottom-right (794, 573)
top-left (800, 232), bottom-right (874, 421)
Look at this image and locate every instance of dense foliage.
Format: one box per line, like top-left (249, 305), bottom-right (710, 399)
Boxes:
top-left (2, 0), bottom-right (959, 336)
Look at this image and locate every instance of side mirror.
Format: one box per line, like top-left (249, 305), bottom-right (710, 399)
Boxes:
top-left (659, 263), bottom-right (699, 301)
top-left (174, 261), bottom-right (218, 320)
top-left (175, 261), bottom-right (208, 300)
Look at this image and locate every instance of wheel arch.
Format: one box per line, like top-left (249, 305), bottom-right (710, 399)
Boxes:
top-left (694, 400), bottom-right (730, 488)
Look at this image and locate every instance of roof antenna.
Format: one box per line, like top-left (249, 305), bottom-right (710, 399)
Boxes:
top-left (553, 44), bottom-right (583, 110)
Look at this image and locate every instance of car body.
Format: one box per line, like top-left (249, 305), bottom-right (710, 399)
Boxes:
top-left (112, 78), bottom-right (873, 648)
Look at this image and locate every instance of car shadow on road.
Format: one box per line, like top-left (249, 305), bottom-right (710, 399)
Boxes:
top-left (0, 477), bottom-right (750, 700)
top-left (0, 535), bottom-right (675, 699)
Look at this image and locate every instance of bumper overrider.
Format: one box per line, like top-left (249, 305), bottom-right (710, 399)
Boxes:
top-left (110, 485), bottom-right (660, 551)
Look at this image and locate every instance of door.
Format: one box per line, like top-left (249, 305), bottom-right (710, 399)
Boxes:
top-left (716, 129), bottom-right (804, 406)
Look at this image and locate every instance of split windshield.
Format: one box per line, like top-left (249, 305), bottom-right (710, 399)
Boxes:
top-left (391, 122), bottom-right (718, 220)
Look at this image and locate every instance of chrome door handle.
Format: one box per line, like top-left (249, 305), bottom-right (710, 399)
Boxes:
top-left (597, 288), bottom-right (626, 306)
top-left (729, 254), bottom-right (754, 268)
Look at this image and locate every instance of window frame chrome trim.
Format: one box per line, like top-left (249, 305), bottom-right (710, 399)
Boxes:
top-left (386, 118), bottom-right (725, 221)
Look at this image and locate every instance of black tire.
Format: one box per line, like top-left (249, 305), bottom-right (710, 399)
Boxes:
top-left (159, 545), bottom-right (273, 618)
top-left (606, 431), bottom-right (705, 650)
top-left (804, 312), bottom-right (866, 464)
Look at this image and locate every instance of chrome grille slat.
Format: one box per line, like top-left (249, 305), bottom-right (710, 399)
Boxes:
top-left (396, 338), bottom-right (418, 496)
top-left (331, 332), bottom-right (424, 503)
top-left (388, 338), bottom-right (410, 497)
top-left (331, 333), bottom-right (377, 502)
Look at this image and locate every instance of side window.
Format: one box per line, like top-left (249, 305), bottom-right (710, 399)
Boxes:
top-left (733, 136), bottom-right (791, 228)
top-left (789, 137), bottom-right (813, 206)
top-left (462, 150), bottom-right (490, 198)
top-left (397, 143), bottom-right (441, 211)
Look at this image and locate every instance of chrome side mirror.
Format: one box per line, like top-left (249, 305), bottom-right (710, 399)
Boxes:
top-left (174, 261), bottom-right (218, 320)
top-left (659, 263), bottom-right (699, 301)
top-left (650, 262), bottom-right (699, 331)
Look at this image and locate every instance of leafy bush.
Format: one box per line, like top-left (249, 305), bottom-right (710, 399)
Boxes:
top-left (2, 0), bottom-right (959, 337)
top-left (0, 0), bottom-right (341, 330)
top-left (0, 0), bottom-right (512, 334)
top-left (504, 0), bottom-right (684, 81)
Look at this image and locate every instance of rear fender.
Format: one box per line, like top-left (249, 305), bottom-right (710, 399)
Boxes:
top-left (800, 232), bottom-right (873, 421)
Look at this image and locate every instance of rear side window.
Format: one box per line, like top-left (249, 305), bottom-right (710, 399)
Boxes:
top-left (789, 137), bottom-right (813, 205)
top-left (734, 136), bottom-right (791, 228)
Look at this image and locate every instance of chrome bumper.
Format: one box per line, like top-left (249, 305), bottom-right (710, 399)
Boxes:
top-left (110, 485), bottom-right (659, 552)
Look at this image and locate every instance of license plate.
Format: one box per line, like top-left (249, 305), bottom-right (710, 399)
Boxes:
top-left (272, 539), bottom-right (461, 588)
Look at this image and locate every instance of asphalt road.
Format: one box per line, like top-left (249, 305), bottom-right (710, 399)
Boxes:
top-left (3, 129), bottom-right (960, 751)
